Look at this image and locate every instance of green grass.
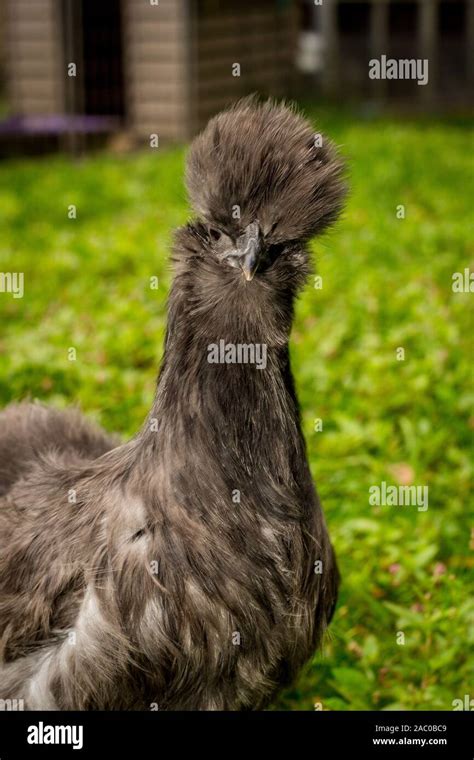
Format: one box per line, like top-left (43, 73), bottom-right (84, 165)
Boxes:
top-left (0, 106), bottom-right (472, 711)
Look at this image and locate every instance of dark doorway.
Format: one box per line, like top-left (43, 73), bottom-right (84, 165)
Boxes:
top-left (81, 0), bottom-right (125, 117)
top-left (337, 3), bottom-right (372, 94)
top-left (61, 0), bottom-right (125, 118)
top-left (388, 1), bottom-right (419, 97)
top-left (438, 1), bottom-right (467, 96)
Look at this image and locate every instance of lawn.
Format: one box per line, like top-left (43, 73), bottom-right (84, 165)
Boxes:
top-left (0, 105), bottom-right (472, 710)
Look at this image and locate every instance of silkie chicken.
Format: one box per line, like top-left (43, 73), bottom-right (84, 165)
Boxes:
top-left (0, 99), bottom-right (346, 710)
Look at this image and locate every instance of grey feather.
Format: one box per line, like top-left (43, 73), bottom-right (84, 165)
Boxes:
top-left (0, 100), bottom-right (345, 710)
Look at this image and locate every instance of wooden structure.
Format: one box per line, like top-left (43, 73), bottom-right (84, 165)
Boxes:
top-left (311, 0), bottom-right (474, 102)
top-left (3, 0), bottom-right (65, 117)
top-left (3, 0), bottom-right (470, 151)
top-left (2, 0), bottom-right (297, 143)
top-left (194, 1), bottom-right (296, 127)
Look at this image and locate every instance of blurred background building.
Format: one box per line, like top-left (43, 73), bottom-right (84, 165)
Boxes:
top-left (0, 0), bottom-right (472, 154)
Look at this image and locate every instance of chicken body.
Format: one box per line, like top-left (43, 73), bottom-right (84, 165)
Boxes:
top-left (0, 100), bottom-right (344, 709)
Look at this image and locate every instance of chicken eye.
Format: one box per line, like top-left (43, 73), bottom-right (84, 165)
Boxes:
top-left (267, 242), bottom-right (285, 262)
top-left (208, 227), bottom-right (222, 242)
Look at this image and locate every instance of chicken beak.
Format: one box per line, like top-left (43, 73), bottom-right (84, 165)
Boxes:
top-left (237, 222), bottom-right (261, 281)
top-left (240, 247), bottom-right (259, 281)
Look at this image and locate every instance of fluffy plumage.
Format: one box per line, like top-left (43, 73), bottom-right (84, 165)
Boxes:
top-left (0, 100), bottom-right (345, 710)
top-left (186, 97), bottom-right (345, 242)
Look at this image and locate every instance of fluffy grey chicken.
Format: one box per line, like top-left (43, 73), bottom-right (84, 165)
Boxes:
top-left (0, 99), bottom-right (346, 710)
